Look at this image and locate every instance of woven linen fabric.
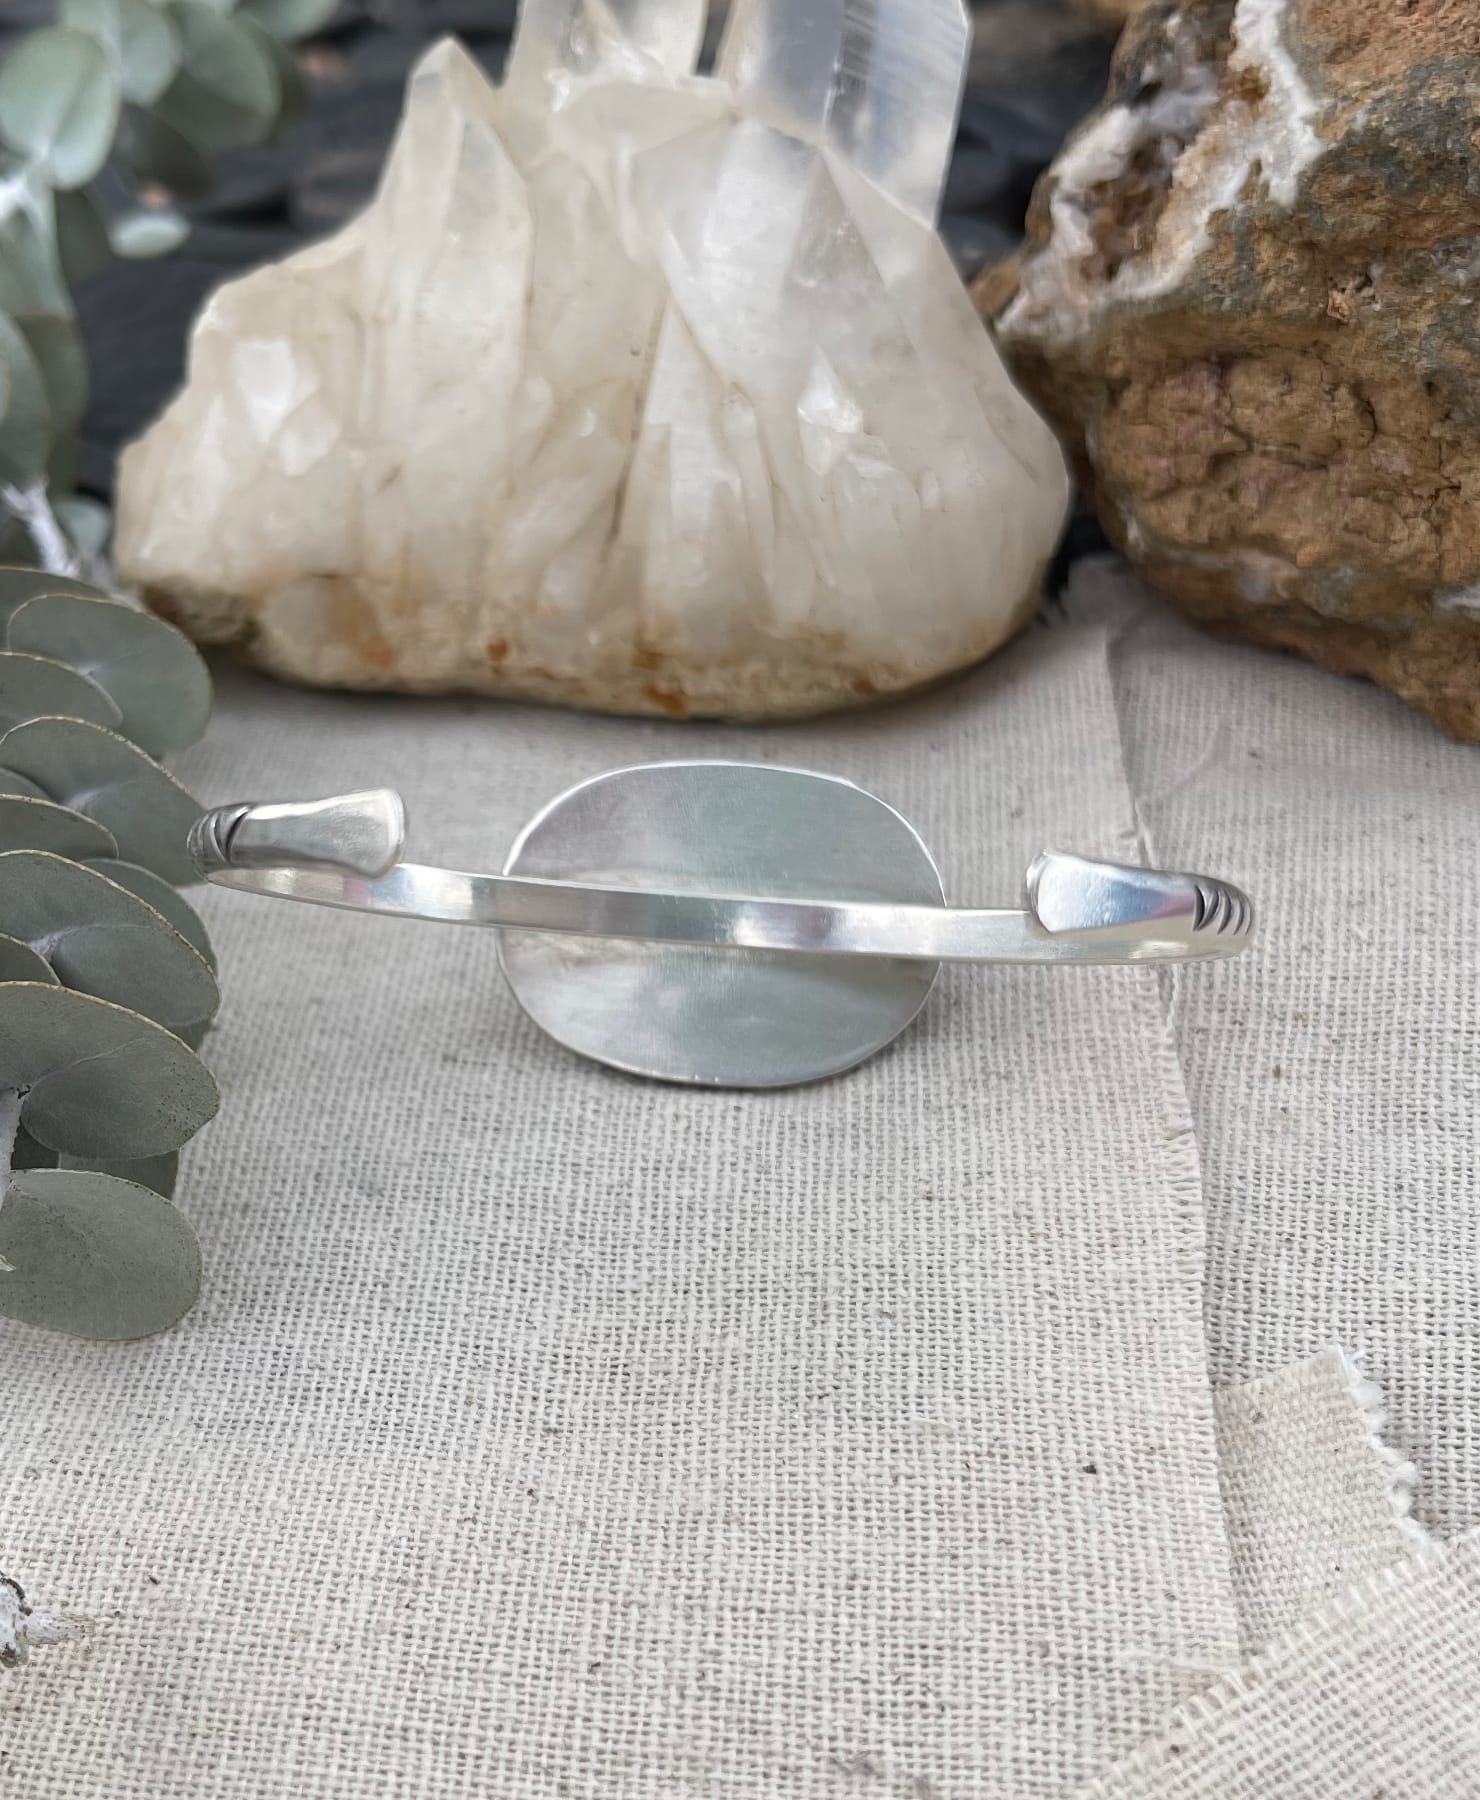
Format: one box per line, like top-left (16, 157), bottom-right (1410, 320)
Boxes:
top-left (1, 616), bottom-right (1238, 1798)
top-left (1078, 1533), bottom-right (1480, 1799)
top-left (1086, 564), bottom-right (1480, 1539)
top-left (1214, 1349), bottom-right (1428, 1651)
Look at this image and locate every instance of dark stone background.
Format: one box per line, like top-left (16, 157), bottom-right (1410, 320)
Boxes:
top-left (2, 0), bottom-right (1116, 568)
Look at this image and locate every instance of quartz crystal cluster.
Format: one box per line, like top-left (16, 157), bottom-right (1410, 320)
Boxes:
top-left (116, 0), bottom-right (1070, 718)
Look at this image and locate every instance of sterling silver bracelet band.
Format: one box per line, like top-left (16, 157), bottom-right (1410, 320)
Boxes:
top-left (189, 762), bottom-right (1254, 1087)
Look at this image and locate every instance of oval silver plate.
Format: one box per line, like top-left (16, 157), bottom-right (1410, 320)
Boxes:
top-left (498, 761), bottom-right (946, 1088)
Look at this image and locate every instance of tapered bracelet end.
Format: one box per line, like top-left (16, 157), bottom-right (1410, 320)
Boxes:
top-left (191, 790), bottom-right (407, 883)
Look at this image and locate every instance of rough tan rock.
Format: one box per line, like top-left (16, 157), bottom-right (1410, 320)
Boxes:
top-left (978, 0), bottom-right (1480, 741)
top-left (115, 3), bottom-right (1069, 722)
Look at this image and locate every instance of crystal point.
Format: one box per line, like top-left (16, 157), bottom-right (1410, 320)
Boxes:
top-left (716, 0), bottom-right (971, 223)
top-left (507, 0), bottom-right (705, 95)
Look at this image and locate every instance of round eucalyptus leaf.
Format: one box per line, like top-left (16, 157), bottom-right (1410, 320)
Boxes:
top-left (0, 651), bottom-right (121, 731)
top-left (0, 1168), bottom-right (200, 1339)
top-left (0, 716), bottom-right (202, 884)
top-left (0, 850), bottom-right (219, 1029)
top-left (156, 7), bottom-right (281, 153)
top-left (52, 188), bottom-right (113, 288)
top-left (17, 315), bottom-right (88, 436)
top-left (12, 1125), bottom-right (57, 1173)
top-left (61, 0), bottom-right (182, 105)
top-left (46, 430), bottom-right (80, 499)
top-left (52, 493), bottom-right (112, 556)
top-left (60, 1148), bottom-right (178, 1199)
top-left (240, 0), bottom-right (338, 42)
top-left (0, 931), bottom-right (56, 983)
top-left (0, 651), bottom-right (119, 732)
top-left (8, 595), bottom-right (212, 756)
top-left (244, 18), bottom-right (305, 137)
top-left (0, 982), bottom-right (218, 1158)
top-left (0, 203), bottom-right (70, 316)
top-left (0, 29), bottom-right (123, 191)
top-left (0, 793), bottom-right (117, 858)
top-left (0, 652), bottom-right (119, 731)
top-left (0, 768), bottom-right (49, 799)
top-left (108, 205), bottom-right (190, 259)
top-left (115, 104), bottom-right (214, 198)
top-left (86, 857), bottom-right (214, 969)
top-left (13, 1127), bottom-right (178, 1199)
top-left (0, 566), bottom-right (114, 629)
top-left (0, 314), bottom-right (52, 490)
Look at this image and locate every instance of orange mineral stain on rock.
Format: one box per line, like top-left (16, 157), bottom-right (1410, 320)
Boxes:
top-left (486, 639), bottom-right (510, 664)
top-left (643, 685), bottom-right (689, 717)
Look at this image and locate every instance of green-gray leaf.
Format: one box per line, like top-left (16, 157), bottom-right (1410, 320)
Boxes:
top-left (240, 0), bottom-right (337, 42)
top-left (245, 18), bottom-right (304, 139)
top-left (155, 7), bottom-right (280, 153)
top-left (0, 793), bottom-right (117, 858)
top-left (108, 205), bottom-right (190, 259)
top-left (52, 492), bottom-right (112, 555)
top-left (0, 931), bottom-right (56, 983)
top-left (7, 595), bottom-right (212, 756)
top-left (0, 565), bottom-right (113, 629)
top-left (0, 850), bottom-right (219, 1029)
top-left (86, 857), bottom-right (215, 969)
top-left (0, 716), bottom-right (202, 884)
top-left (0, 981), bottom-right (218, 1158)
top-left (16, 315), bottom-right (88, 438)
top-left (0, 650), bottom-right (121, 731)
top-left (115, 105), bottom-right (214, 198)
top-left (12, 1124), bottom-right (56, 1172)
top-left (0, 203), bottom-right (70, 316)
top-left (60, 1148), bottom-right (178, 1199)
top-left (0, 768), bottom-right (49, 800)
top-left (61, 0), bottom-right (182, 106)
top-left (16, 1127), bottom-right (179, 1199)
top-left (0, 314), bottom-right (52, 489)
top-left (0, 29), bottom-right (123, 191)
top-left (53, 189), bottom-right (113, 288)
top-left (0, 1168), bottom-right (200, 1339)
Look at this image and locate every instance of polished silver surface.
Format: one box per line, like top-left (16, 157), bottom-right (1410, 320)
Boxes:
top-left (191, 763), bottom-right (1255, 1087)
top-left (498, 763), bottom-right (944, 1087)
top-left (188, 790), bottom-right (405, 881)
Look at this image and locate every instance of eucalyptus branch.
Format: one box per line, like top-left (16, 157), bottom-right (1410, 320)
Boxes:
top-left (0, 0), bottom-right (338, 566)
top-left (0, 563), bottom-right (220, 1338)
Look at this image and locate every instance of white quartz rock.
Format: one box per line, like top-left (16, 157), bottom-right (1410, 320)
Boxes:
top-left (116, 4), bottom-right (1070, 719)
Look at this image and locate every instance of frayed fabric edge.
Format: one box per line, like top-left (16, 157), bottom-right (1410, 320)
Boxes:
top-left (1333, 1345), bottom-right (1436, 1554)
top-left (1075, 1531), bottom-right (1478, 1797)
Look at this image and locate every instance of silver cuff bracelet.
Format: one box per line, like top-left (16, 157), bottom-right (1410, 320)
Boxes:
top-left (190, 761), bottom-right (1253, 1088)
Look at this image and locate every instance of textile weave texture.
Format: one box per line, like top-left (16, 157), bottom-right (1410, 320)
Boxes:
top-left (1104, 577), bottom-right (1480, 1538)
top-left (1213, 1348), bottom-right (1427, 1651)
top-left (1081, 1535), bottom-right (1480, 1799)
top-left (2, 615), bottom-right (1239, 1798)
